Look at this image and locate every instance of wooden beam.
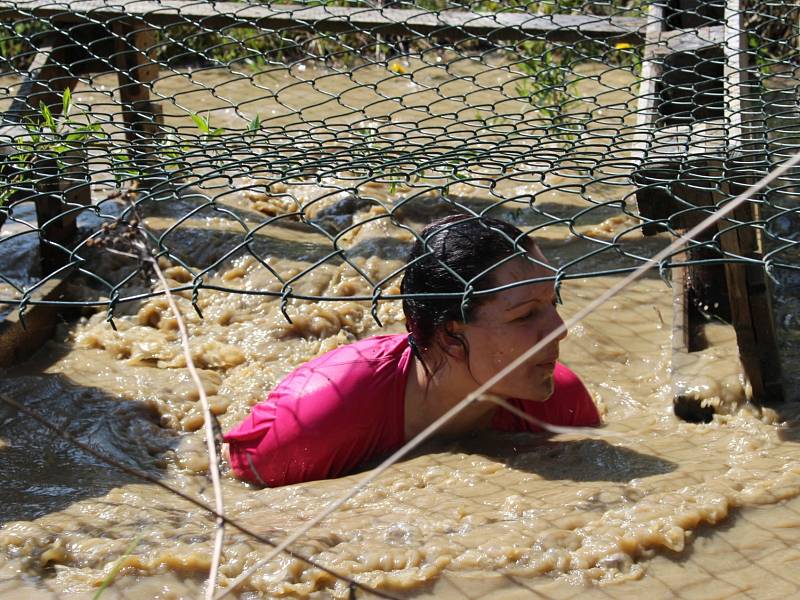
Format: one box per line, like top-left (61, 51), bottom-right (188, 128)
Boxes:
top-left (111, 20), bottom-right (163, 161)
top-left (633, 1), bottom-right (667, 236)
top-left (720, 0), bottom-right (783, 402)
top-left (634, 21), bottom-right (726, 234)
top-left (670, 244), bottom-right (716, 423)
top-left (1, 40), bottom-right (78, 125)
top-left (651, 25), bottom-right (723, 56)
top-left (0, 1), bottom-right (645, 43)
top-left (0, 276), bottom-right (69, 366)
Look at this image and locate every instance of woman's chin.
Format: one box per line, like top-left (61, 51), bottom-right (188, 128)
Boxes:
top-left (500, 378), bottom-right (554, 402)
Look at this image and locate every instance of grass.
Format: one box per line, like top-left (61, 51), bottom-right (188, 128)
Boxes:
top-left (92, 534), bottom-right (145, 599)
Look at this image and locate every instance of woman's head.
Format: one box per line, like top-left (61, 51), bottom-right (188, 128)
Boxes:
top-left (401, 215), bottom-right (566, 401)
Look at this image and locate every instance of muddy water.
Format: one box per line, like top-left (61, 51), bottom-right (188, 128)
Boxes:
top-left (1, 57), bottom-right (800, 600)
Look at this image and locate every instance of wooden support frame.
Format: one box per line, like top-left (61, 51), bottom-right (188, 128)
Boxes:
top-left (0, 0), bottom-right (786, 393)
top-left (110, 20), bottom-right (163, 174)
top-left (1, 38), bottom-right (78, 125)
top-left (633, 0), bottom-right (784, 410)
top-left (719, 0), bottom-right (784, 401)
top-left (0, 41), bottom-right (89, 274)
top-left (0, 1), bottom-right (646, 44)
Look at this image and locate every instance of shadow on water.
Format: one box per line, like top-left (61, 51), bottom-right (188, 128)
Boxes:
top-left (355, 434), bottom-right (677, 484)
top-left (459, 434), bottom-right (677, 483)
top-left (135, 181), bottom-right (663, 261)
top-left (0, 349), bottom-right (178, 525)
top-left (138, 204), bottom-right (668, 278)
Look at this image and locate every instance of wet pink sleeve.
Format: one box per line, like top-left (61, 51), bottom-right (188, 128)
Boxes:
top-left (223, 337), bottom-right (408, 486)
top-left (224, 370), bottom-right (366, 486)
top-left (494, 362), bottom-right (600, 432)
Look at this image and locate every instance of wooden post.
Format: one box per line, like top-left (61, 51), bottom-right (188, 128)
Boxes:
top-left (0, 42), bottom-right (87, 274)
top-left (2, 38), bottom-right (78, 125)
top-left (720, 0), bottom-right (784, 401)
top-left (111, 21), bottom-right (163, 174)
top-left (632, 2), bottom-right (668, 236)
top-left (633, 0), bottom-right (783, 412)
top-left (31, 149), bottom-right (90, 274)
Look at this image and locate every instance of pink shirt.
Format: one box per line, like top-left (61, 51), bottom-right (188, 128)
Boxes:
top-left (225, 334), bottom-right (599, 486)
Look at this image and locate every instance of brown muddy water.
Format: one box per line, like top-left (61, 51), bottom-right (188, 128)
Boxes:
top-left (2, 56), bottom-right (800, 600)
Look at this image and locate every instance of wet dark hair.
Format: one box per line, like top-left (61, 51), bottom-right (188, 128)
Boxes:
top-left (401, 214), bottom-right (537, 369)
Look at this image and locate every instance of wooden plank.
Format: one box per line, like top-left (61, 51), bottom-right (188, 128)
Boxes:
top-left (633, 1), bottom-right (667, 236)
top-left (670, 251), bottom-right (715, 423)
top-left (0, 1), bottom-right (646, 43)
top-left (652, 25), bottom-right (724, 56)
top-left (720, 0), bottom-right (784, 402)
top-left (2, 41), bottom-right (78, 125)
top-left (0, 276), bottom-right (68, 366)
top-left (635, 19), bottom-right (726, 234)
top-left (111, 21), bottom-right (163, 159)
top-left (667, 158), bottom-right (747, 420)
top-left (724, 0), bottom-right (758, 151)
top-left (672, 251), bottom-right (690, 354)
top-left (632, 2), bottom-right (665, 156)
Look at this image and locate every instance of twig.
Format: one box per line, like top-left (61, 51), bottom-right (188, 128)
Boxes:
top-left (145, 244), bottom-right (226, 600)
top-left (92, 534), bottom-right (144, 599)
top-left (116, 190), bottom-right (227, 599)
top-left (216, 149), bottom-right (800, 598)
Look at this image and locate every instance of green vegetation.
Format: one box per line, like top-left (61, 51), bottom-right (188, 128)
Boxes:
top-left (0, 89), bottom-right (105, 207)
top-left (0, 19), bottom-right (47, 71)
top-left (22, 89), bottom-right (104, 149)
top-left (190, 112), bottom-right (224, 138)
top-left (92, 534), bottom-right (144, 599)
top-left (515, 42), bottom-right (570, 118)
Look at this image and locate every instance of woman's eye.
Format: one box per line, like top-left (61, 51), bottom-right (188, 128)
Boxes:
top-left (517, 310), bottom-right (535, 321)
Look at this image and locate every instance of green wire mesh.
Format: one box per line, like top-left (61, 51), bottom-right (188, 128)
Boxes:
top-left (0, 0), bottom-right (797, 329)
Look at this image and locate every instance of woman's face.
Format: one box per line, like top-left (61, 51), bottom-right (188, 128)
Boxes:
top-left (455, 250), bottom-right (566, 402)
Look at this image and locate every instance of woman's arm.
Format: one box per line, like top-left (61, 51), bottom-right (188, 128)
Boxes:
top-left (223, 360), bottom-right (402, 486)
top-left (224, 383), bottom-right (364, 486)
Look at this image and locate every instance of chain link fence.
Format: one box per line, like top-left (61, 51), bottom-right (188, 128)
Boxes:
top-left (0, 1), bottom-right (800, 598)
top-left (0, 0), bottom-right (793, 317)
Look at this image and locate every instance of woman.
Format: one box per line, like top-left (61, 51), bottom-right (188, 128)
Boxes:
top-left (223, 215), bottom-right (599, 486)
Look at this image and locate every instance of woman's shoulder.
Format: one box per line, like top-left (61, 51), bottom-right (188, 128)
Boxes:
top-left (224, 334), bottom-right (410, 485)
top-left (272, 333), bottom-right (411, 407)
top-left (308, 333), bottom-right (410, 368)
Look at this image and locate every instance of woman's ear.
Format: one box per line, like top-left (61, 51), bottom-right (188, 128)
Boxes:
top-left (437, 322), bottom-right (468, 361)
